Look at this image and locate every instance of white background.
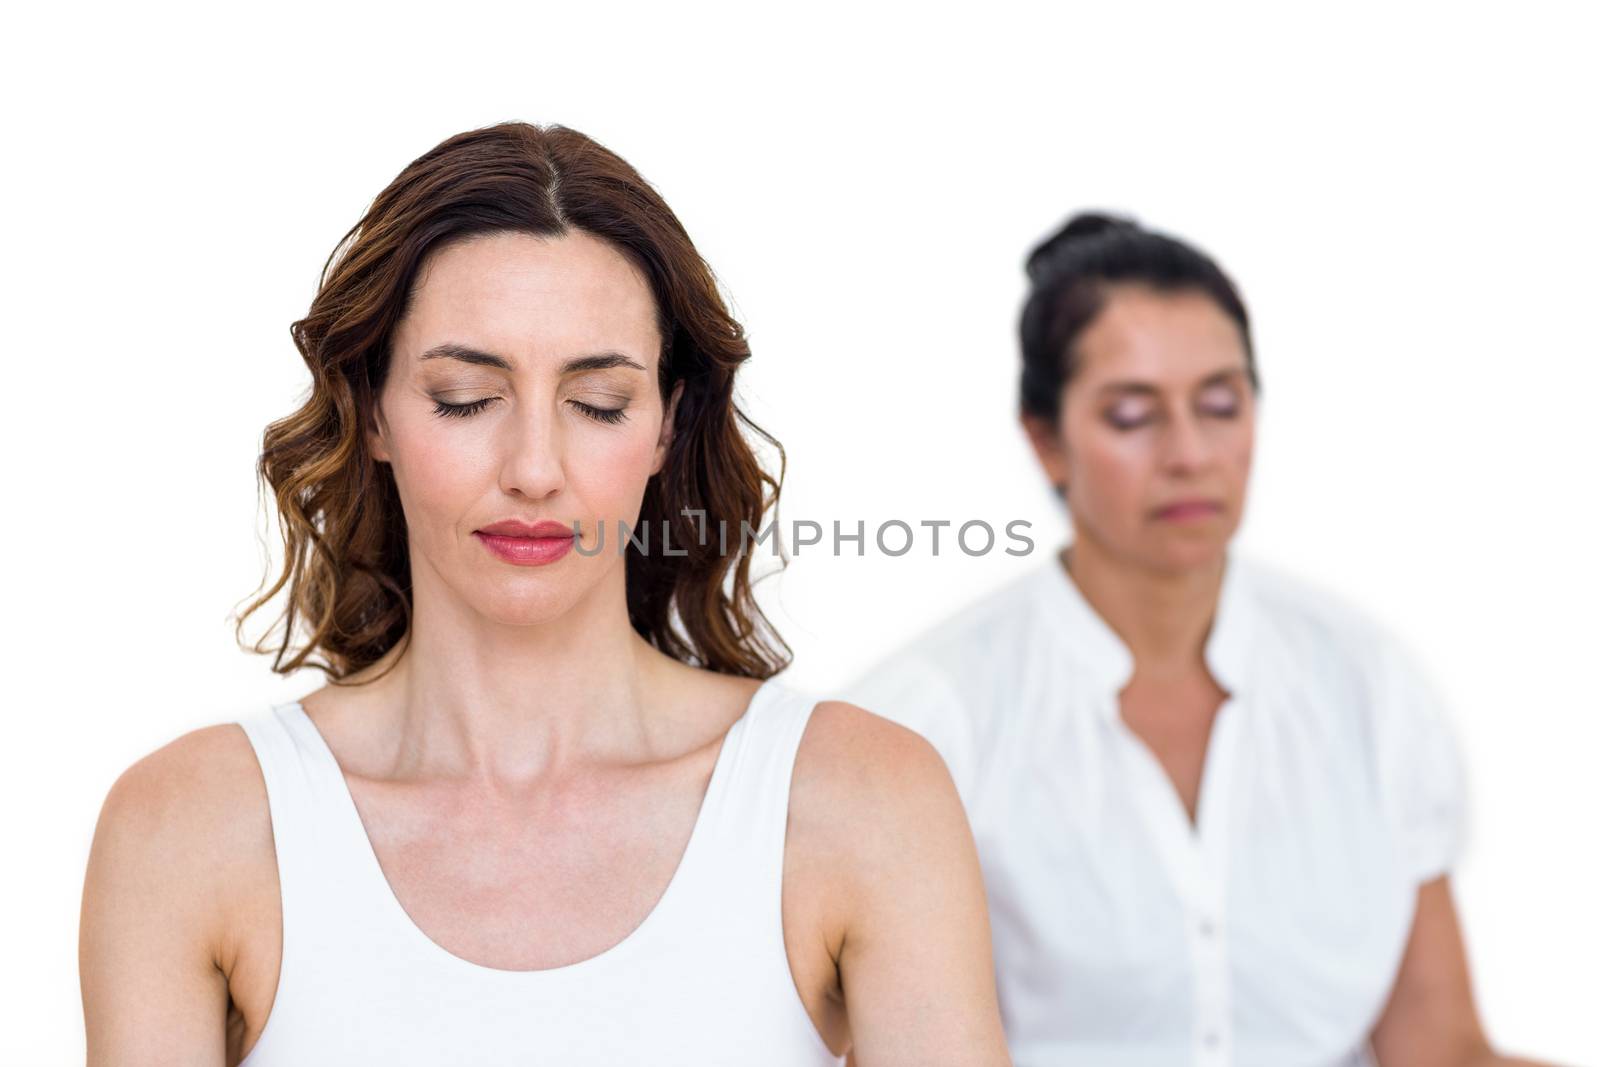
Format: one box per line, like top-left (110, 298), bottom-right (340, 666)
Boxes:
top-left (4, 3), bottom-right (1595, 1063)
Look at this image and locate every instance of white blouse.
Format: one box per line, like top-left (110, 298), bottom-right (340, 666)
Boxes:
top-left (843, 549), bottom-right (1466, 1067)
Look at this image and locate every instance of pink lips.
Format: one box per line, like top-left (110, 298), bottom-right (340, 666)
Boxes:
top-left (473, 519), bottom-right (575, 566)
top-left (1153, 500), bottom-right (1223, 522)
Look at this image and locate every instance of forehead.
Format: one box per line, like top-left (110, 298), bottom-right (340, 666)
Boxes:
top-left (395, 229), bottom-right (660, 367)
top-left (1073, 285), bottom-right (1247, 389)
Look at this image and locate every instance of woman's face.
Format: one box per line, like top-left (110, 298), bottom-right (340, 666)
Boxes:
top-left (368, 230), bottom-right (679, 625)
top-left (1023, 284), bottom-right (1256, 575)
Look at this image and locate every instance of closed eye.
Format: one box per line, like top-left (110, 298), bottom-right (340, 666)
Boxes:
top-left (1105, 405), bottom-right (1157, 431)
top-left (571, 400), bottom-right (628, 425)
top-left (433, 397), bottom-right (496, 419)
top-left (569, 399), bottom-right (624, 425)
top-left (1196, 385), bottom-right (1241, 418)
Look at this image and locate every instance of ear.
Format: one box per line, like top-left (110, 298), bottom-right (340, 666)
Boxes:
top-left (367, 401), bottom-right (392, 464)
top-left (1020, 412), bottom-right (1069, 496)
top-left (651, 379), bottom-right (685, 476)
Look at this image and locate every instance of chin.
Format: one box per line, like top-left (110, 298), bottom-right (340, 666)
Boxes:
top-left (469, 578), bottom-right (591, 627)
top-left (480, 598), bottom-right (583, 628)
top-left (1143, 531), bottom-right (1233, 576)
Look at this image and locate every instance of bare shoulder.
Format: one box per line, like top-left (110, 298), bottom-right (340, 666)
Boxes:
top-left (781, 701), bottom-right (1003, 1062)
top-left (84, 721), bottom-right (276, 969)
top-left (782, 699), bottom-right (974, 952)
top-left (96, 722), bottom-right (269, 849)
top-left (789, 700), bottom-right (969, 863)
top-left (81, 722), bottom-right (277, 1060)
top-left (795, 699), bottom-right (955, 793)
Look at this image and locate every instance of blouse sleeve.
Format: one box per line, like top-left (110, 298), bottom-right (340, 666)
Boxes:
top-left (1372, 632), bottom-right (1470, 885)
top-left (840, 652), bottom-right (980, 811)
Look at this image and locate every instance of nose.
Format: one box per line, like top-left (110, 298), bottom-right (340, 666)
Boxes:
top-left (1161, 408), bottom-right (1216, 475)
top-left (498, 405), bottom-right (566, 501)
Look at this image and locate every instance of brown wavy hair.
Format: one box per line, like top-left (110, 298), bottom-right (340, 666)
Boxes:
top-left (232, 121), bottom-right (792, 682)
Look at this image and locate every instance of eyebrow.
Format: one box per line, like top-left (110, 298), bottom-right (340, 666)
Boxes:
top-left (1096, 366), bottom-right (1248, 397)
top-left (417, 343), bottom-right (647, 375)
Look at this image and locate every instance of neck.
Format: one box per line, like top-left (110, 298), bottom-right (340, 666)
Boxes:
top-left (1062, 535), bottom-right (1226, 683)
top-left (338, 553), bottom-right (681, 784)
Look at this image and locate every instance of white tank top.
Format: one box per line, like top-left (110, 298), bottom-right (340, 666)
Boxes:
top-left (233, 676), bottom-right (845, 1066)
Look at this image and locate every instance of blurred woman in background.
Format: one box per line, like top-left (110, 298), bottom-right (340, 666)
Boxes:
top-left (846, 213), bottom-right (1552, 1066)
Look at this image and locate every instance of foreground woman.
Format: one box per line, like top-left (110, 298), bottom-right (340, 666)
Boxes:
top-left (80, 122), bottom-right (1008, 1066)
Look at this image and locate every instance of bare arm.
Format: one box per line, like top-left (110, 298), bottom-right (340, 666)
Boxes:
top-left (1370, 876), bottom-right (1561, 1067)
top-left (80, 728), bottom-right (240, 1065)
top-left (793, 702), bottom-right (1009, 1067)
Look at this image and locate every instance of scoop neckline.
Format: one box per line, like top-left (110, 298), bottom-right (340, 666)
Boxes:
top-left (280, 677), bottom-right (776, 981)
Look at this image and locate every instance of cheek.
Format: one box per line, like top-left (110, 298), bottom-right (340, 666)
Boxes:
top-left (1072, 428), bottom-right (1158, 514)
top-left (565, 418), bottom-right (663, 513)
top-left (387, 414), bottom-right (493, 519)
top-left (1220, 419), bottom-right (1257, 485)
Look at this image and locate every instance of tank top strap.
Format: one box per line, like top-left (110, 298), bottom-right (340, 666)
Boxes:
top-left (689, 677), bottom-right (823, 906)
top-left (233, 702), bottom-right (386, 957)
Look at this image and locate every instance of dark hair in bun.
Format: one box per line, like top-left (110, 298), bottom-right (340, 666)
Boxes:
top-left (1019, 211), bottom-right (1258, 422)
top-left (1024, 212), bottom-right (1142, 280)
